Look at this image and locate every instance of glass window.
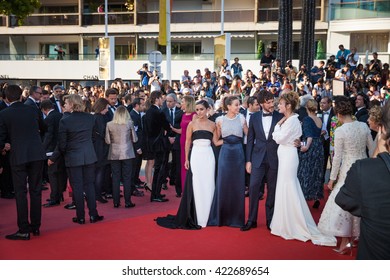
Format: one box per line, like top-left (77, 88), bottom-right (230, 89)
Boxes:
top-left (350, 32), bottom-right (389, 53)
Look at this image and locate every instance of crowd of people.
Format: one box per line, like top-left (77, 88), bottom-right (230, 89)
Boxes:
top-left (0, 47), bottom-right (390, 259)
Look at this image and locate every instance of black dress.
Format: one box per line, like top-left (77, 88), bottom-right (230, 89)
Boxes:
top-left (156, 130), bottom-right (215, 229)
top-left (297, 116), bottom-right (324, 200)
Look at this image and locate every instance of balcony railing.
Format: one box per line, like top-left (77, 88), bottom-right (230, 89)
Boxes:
top-left (330, 0), bottom-right (390, 20)
top-left (258, 7), bottom-right (321, 22)
top-left (137, 9), bottom-right (254, 24)
top-left (23, 13), bottom-right (79, 26)
top-left (82, 12), bottom-right (135, 25)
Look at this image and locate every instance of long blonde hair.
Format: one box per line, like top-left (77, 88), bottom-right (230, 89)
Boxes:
top-left (112, 105), bottom-right (130, 125)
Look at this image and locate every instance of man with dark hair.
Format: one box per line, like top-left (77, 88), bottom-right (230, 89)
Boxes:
top-left (241, 90), bottom-right (283, 231)
top-left (0, 85), bottom-right (46, 240)
top-left (105, 88), bottom-right (120, 121)
top-left (354, 93), bottom-right (369, 123)
top-left (50, 85), bottom-right (64, 113)
top-left (142, 91), bottom-right (172, 202)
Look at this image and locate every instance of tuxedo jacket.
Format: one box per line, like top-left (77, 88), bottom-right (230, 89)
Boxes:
top-left (58, 111), bottom-right (97, 167)
top-left (50, 96), bottom-right (62, 113)
top-left (355, 107), bottom-right (369, 123)
top-left (24, 97), bottom-right (47, 136)
top-left (319, 107), bottom-right (335, 136)
top-left (42, 110), bottom-right (63, 153)
top-left (0, 102), bottom-right (46, 166)
top-left (130, 109), bottom-right (143, 151)
top-left (142, 105), bottom-right (171, 152)
top-left (246, 110), bottom-right (283, 169)
top-left (162, 107), bottom-right (183, 150)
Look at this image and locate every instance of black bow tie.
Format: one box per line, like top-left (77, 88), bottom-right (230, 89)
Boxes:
top-left (263, 113), bottom-right (272, 117)
top-left (323, 111), bottom-right (329, 115)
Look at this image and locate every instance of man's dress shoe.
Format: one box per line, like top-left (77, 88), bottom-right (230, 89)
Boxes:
top-left (43, 200), bottom-right (60, 207)
top-left (90, 215), bottom-right (104, 223)
top-left (72, 217), bottom-right (85, 224)
top-left (125, 202), bottom-right (136, 208)
top-left (96, 196), bottom-right (108, 203)
top-left (151, 197), bottom-right (169, 202)
top-left (64, 202), bottom-right (76, 210)
top-left (31, 229), bottom-right (40, 236)
top-left (5, 231), bottom-right (30, 240)
top-left (176, 194), bottom-right (182, 198)
top-left (240, 221), bottom-right (257, 231)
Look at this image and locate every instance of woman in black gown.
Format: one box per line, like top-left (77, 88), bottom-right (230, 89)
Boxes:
top-left (156, 100), bottom-right (219, 229)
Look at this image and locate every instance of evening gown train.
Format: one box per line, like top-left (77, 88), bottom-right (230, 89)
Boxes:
top-left (156, 130), bottom-right (215, 229)
top-left (270, 114), bottom-right (336, 246)
top-left (208, 114), bottom-right (246, 227)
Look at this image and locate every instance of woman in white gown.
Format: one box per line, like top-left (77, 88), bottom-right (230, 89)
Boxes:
top-left (318, 96), bottom-right (374, 254)
top-left (156, 100), bottom-right (218, 229)
top-left (270, 92), bottom-right (336, 246)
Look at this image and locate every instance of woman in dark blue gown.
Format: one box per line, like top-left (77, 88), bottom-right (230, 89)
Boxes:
top-left (297, 99), bottom-right (324, 208)
top-left (208, 96), bottom-right (248, 227)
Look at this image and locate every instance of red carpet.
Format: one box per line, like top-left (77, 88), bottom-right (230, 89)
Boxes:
top-left (0, 181), bottom-right (354, 260)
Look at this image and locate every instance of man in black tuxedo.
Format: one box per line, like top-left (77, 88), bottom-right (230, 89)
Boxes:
top-left (162, 93), bottom-right (183, 197)
top-left (105, 88), bottom-right (120, 122)
top-left (241, 91), bottom-right (283, 231)
top-left (142, 91), bottom-right (172, 202)
top-left (130, 97), bottom-right (145, 195)
top-left (102, 88), bottom-right (119, 199)
top-left (354, 93), bottom-right (369, 123)
top-left (0, 85), bottom-right (46, 240)
top-left (319, 96), bottom-right (334, 182)
top-left (41, 100), bottom-right (66, 207)
top-left (50, 85), bottom-right (65, 113)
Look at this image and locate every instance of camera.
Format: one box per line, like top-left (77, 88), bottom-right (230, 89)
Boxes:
top-left (289, 65), bottom-right (293, 69)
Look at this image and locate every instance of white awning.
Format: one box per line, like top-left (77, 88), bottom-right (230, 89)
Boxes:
top-left (139, 33), bottom-right (254, 39)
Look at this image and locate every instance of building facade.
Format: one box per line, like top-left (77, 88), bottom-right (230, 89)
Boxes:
top-left (0, 0), bottom-right (389, 86)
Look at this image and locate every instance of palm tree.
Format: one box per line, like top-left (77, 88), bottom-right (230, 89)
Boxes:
top-left (299, 0), bottom-right (316, 68)
top-left (277, 0), bottom-right (292, 68)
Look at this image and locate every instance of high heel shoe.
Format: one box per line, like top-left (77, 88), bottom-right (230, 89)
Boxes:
top-left (351, 237), bottom-right (359, 248)
top-left (144, 183), bottom-right (152, 192)
top-left (333, 243), bottom-right (353, 256)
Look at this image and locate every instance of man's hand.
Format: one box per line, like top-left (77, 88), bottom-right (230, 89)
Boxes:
top-left (48, 159), bottom-right (54, 166)
top-left (246, 162), bottom-right (252, 174)
top-left (4, 143), bottom-right (10, 151)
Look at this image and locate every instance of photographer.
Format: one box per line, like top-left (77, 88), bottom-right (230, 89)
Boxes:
top-left (368, 52), bottom-right (382, 76)
top-left (148, 70), bottom-right (162, 92)
top-left (137, 63), bottom-right (152, 90)
top-left (335, 64), bottom-right (351, 82)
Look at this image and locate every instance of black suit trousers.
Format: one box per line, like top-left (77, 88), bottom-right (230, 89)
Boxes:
top-left (151, 151), bottom-right (166, 199)
top-left (131, 152), bottom-right (143, 188)
top-left (67, 164), bottom-right (98, 219)
top-left (248, 161), bottom-right (277, 226)
top-left (111, 159), bottom-right (133, 205)
top-left (11, 160), bottom-right (44, 233)
top-left (48, 157), bottom-right (67, 201)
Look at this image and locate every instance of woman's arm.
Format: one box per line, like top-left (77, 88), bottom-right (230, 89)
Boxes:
top-left (213, 120), bottom-right (223, 146)
top-left (184, 122), bottom-right (193, 170)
